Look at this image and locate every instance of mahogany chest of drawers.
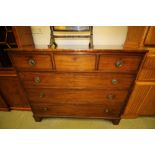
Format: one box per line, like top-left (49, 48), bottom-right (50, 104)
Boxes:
top-left (7, 48), bottom-right (147, 124)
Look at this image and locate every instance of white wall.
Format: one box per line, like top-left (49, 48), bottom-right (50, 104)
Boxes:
top-left (31, 26), bottom-right (128, 48)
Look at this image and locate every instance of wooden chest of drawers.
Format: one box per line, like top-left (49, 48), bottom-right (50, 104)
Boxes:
top-left (7, 49), bottom-right (147, 124)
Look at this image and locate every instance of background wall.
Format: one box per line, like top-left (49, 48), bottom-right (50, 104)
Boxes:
top-left (31, 26), bottom-right (128, 48)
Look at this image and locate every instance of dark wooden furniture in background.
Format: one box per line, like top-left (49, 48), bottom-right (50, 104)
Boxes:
top-left (0, 26), bottom-right (34, 67)
top-left (144, 27), bottom-right (155, 46)
top-left (123, 26), bottom-right (155, 118)
top-left (124, 26), bottom-right (155, 49)
top-left (7, 48), bottom-right (147, 124)
top-left (0, 94), bottom-right (9, 111)
top-left (12, 26), bottom-right (34, 48)
top-left (0, 26), bottom-right (34, 111)
top-left (0, 68), bottom-right (30, 110)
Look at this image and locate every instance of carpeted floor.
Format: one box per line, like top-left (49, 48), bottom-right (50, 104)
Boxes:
top-left (0, 111), bottom-right (155, 129)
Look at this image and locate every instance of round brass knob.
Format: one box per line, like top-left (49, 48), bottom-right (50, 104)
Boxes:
top-left (115, 60), bottom-right (124, 68)
top-left (28, 58), bottom-right (36, 66)
top-left (34, 76), bottom-right (41, 83)
top-left (43, 107), bottom-right (48, 112)
top-left (39, 92), bottom-right (45, 98)
top-left (105, 108), bottom-right (109, 113)
top-left (112, 79), bottom-right (118, 85)
top-left (107, 94), bottom-right (114, 100)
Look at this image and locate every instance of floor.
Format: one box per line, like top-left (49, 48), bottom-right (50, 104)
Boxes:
top-left (0, 111), bottom-right (155, 129)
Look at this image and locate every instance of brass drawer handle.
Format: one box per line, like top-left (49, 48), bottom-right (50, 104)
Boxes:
top-left (107, 94), bottom-right (115, 100)
top-left (112, 79), bottom-right (118, 85)
top-left (39, 92), bottom-right (45, 98)
top-left (115, 60), bottom-right (124, 68)
top-left (43, 107), bottom-right (48, 112)
top-left (28, 58), bottom-right (36, 66)
top-left (34, 76), bottom-right (41, 83)
top-left (105, 108), bottom-right (109, 113)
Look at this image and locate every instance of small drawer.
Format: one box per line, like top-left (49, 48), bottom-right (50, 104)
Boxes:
top-left (10, 54), bottom-right (52, 71)
top-left (26, 89), bottom-right (128, 105)
top-left (31, 104), bottom-right (121, 118)
top-left (54, 54), bottom-right (96, 71)
top-left (19, 72), bottom-right (134, 90)
top-left (99, 55), bottom-right (142, 73)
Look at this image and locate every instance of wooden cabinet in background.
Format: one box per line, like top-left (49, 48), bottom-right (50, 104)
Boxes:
top-left (0, 94), bottom-right (9, 111)
top-left (124, 82), bottom-right (155, 117)
top-left (0, 26), bottom-right (34, 68)
top-left (12, 26), bottom-right (34, 48)
top-left (138, 53), bottom-right (155, 81)
top-left (0, 69), bottom-right (30, 110)
top-left (144, 27), bottom-right (155, 46)
top-left (123, 26), bottom-right (149, 49)
top-left (123, 26), bottom-right (155, 118)
top-left (123, 26), bottom-right (155, 49)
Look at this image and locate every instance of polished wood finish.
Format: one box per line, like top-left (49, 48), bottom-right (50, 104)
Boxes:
top-left (26, 89), bottom-right (128, 105)
top-left (0, 94), bottom-right (9, 111)
top-left (7, 48), bottom-right (146, 124)
top-left (0, 75), bottom-right (29, 108)
top-left (141, 54), bottom-right (155, 69)
top-left (12, 26), bottom-right (34, 48)
top-left (124, 82), bottom-right (155, 117)
top-left (144, 27), bottom-right (155, 46)
top-left (31, 104), bottom-right (121, 118)
top-left (54, 54), bottom-right (96, 71)
top-left (123, 26), bottom-right (149, 49)
top-left (138, 53), bottom-right (155, 81)
top-left (124, 26), bottom-right (155, 49)
top-left (99, 55), bottom-right (142, 73)
top-left (19, 72), bottom-right (134, 90)
top-left (0, 26), bottom-right (34, 111)
top-left (10, 54), bottom-right (53, 71)
top-left (123, 27), bottom-right (155, 118)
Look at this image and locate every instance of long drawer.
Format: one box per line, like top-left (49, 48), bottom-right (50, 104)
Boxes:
top-left (19, 72), bottom-right (134, 90)
top-left (26, 89), bottom-right (128, 105)
top-left (31, 103), bottom-right (122, 118)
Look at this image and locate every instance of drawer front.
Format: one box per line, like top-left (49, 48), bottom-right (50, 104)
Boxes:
top-left (20, 72), bottom-right (134, 90)
top-left (31, 104), bottom-right (121, 118)
top-left (99, 55), bottom-right (142, 73)
top-left (10, 54), bottom-right (52, 71)
top-left (26, 89), bottom-right (128, 105)
top-left (54, 54), bottom-right (96, 71)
